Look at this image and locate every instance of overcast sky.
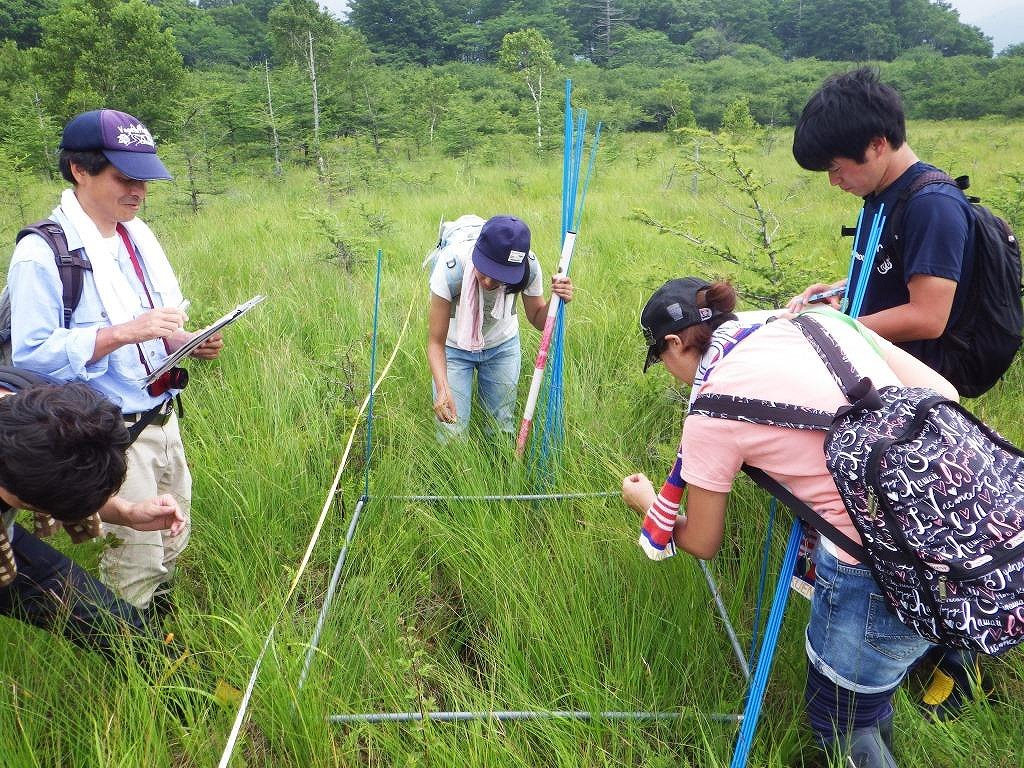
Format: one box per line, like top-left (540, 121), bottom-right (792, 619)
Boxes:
top-left (946, 0), bottom-right (1024, 52)
top-left (319, 0), bottom-right (1023, 52)
top-left (945, 0), bottom-right (1017, 21)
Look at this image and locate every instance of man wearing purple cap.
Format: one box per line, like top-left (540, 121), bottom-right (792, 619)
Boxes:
top-left (6, 109), bottom-right (223, 617)
top-left (426, 215), bottom-right (573, 439)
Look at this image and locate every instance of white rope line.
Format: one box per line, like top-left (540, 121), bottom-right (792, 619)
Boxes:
top-left (217, 298), bottom-right (415, 768)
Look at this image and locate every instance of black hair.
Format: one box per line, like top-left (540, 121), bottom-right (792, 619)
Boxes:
top-left (0, 383), bottom-right (129, 520)
top-left (59, 150), bottom-right (110, 184)
top-left (504, 259), bottom-right (533, 295)
top-left (792, 67), bottom-right (906, 172)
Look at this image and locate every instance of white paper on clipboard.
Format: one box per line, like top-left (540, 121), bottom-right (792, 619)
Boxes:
top-left (141, 295), bottom-right (266, 388)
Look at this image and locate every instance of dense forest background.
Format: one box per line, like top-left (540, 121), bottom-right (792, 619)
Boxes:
top-left (1, 0), bottom-right (1023, 185)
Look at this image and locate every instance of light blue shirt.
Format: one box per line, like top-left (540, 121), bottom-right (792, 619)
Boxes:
top-left (8, 208), bottom-right (177, 414)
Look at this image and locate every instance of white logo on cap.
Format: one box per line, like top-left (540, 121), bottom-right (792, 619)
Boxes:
top-left (116, 122), bottom-right (155, 149)
top-left (667, 302), bottom-right (684, 320)
top-left (507, 249), bottom-right (525, 264)
top-left (699, 307), bottom-right (713, 321)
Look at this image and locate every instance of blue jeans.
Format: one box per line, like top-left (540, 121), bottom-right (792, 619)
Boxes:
top-left (436, 337), bottom-right (521, 439)
top-left (805, 544), bottom-right (931, 694)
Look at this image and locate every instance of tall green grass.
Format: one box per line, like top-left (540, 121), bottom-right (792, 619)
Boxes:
top-left (0, 121), bottom-right (1021, 767)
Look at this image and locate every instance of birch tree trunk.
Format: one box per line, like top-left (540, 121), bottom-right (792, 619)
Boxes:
top-left (307, 31), bottom-right (325, 179)
top-left (264, 60), bottom-right (282, 176)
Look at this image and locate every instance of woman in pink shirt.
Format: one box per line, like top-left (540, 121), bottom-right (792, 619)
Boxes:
top-left (622, 278), bottom-right (957, 768)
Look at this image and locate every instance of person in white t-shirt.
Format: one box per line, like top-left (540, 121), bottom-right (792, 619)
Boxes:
top-left (621, 278), bottom-right (957, 768)
top-left (427, 215), bottom-right (572, 439)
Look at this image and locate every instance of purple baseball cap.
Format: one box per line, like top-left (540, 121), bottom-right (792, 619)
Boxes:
top-left (60, 109), bottom-right (172, 181)
top-left (472, 216), bottom-right (531, 285)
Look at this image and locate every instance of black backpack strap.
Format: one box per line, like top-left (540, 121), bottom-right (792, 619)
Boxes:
top-left (690, 315), bottom-right (881, 563)
top-left (741, 464), bottom-right (869, 562)
top-left (690, 393), bottom-right (834, 430)
top-left (790, 315), bottom-right (884, 416)
top-left (0, 366), bottom-right (59, 391)
top-left (689, 316), bottom-right (877, 428)
top-left (126, 400), bottom-right (171, 443)
top-left (16, 220), bottom-right (92, 330)
top-left (887, 170), bottom-right (969, 264)
top-left (690, 395), bottom-right (868, 561)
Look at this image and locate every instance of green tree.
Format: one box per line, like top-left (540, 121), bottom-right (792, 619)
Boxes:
top-left (682, 26), bottom-right (735, 62)
top-left (0, 0), bottom-right (59, 47)
top-left (151, 0), bottom-right (262, 67)
top-left (396, 69), bottom-right (460, 148)
top-left (720, 96), bottom-right (758, 138)
top-left (498, 28), bottom-right (556, 150)
top-left (267, 0), bottom-right (341, 66)
top-left (0, 41), bottom-right (59, 176)
top-left (450, 5), bottom-right (578, 64)
top-left (349, 0), bottom-right (454, 65)
top-left (658, 76), bottom-right (696, 133)
top-left (891, 0), bottom-right (992, 57)
top-left (608, 28), bottom-right (687, 68)
top-left (34, 0), bottom-right (184, 124)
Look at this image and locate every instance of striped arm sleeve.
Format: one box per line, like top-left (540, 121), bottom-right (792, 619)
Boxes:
top-left (638, 451), bottom-right (687, 560)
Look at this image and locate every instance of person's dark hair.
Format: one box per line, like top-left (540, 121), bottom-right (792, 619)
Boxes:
top-left (0, 383), bottom-right (129, 520)
top-left (503, 260), bottom-right (532, 295)
top-left (792, 67), bottom-right (906, 172)
top-left (59, 150), bottom-right (110, 184)
top-left (663, 281), bottom-right (738, 357)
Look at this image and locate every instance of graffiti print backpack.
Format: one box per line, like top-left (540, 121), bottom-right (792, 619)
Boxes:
top-left (689, 314), bottom-right (1024, 656)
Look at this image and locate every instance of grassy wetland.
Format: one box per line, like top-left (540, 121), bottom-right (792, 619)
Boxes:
top-left (0, 120), bottom-right (1022, 767)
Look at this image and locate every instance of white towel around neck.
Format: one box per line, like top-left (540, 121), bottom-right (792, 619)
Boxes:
top-left (56, 188), bottom-right (183, 326)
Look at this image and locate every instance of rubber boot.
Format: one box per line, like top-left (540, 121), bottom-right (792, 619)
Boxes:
top-left (877, 713), bottom-right (894, 755)
top-left (818, 725), bottom-right (898, 768)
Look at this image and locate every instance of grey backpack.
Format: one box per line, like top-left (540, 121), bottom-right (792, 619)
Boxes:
top-left (0, 220), bottom-right (92, 364)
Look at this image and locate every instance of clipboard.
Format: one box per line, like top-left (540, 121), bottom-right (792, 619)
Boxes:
top-left (141, 295), bottom-right (266, 388)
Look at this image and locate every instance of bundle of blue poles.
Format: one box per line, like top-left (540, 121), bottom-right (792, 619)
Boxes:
top-left (531, 80), bottom-right (601, 482)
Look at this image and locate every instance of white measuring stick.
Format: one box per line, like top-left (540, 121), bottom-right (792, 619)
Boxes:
top-left (515, 231), bottom-right (576, 457)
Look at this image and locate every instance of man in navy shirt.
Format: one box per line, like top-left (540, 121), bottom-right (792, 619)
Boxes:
top-left (787, 68), bottom-right (984, 742)
top-left (788, 67), bottom-right (974, 371)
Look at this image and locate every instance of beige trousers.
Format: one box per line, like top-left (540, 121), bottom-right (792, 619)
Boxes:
top-left (100, 412), bottom-right (192, 610)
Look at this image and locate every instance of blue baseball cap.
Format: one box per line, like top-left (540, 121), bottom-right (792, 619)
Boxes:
top-left (471, 216), bottom-right (531, 285)
top-left (60, 109), bottom-right (172, 181)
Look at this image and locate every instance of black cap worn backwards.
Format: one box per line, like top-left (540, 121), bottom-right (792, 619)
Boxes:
top-left (640, 277), bottom-right (731, 372)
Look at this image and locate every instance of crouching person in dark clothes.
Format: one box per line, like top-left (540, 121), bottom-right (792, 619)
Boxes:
top-left (0, 375), bottom-right (186, 670)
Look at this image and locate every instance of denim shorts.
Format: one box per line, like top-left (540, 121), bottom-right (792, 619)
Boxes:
top-left (805, 543), bottom-right (931, 693)
top-left (435, 336), bottom-right (521, 439)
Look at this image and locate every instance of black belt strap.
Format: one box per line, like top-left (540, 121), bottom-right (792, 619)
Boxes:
top-left (126, 399), bottom-right (174, 443)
